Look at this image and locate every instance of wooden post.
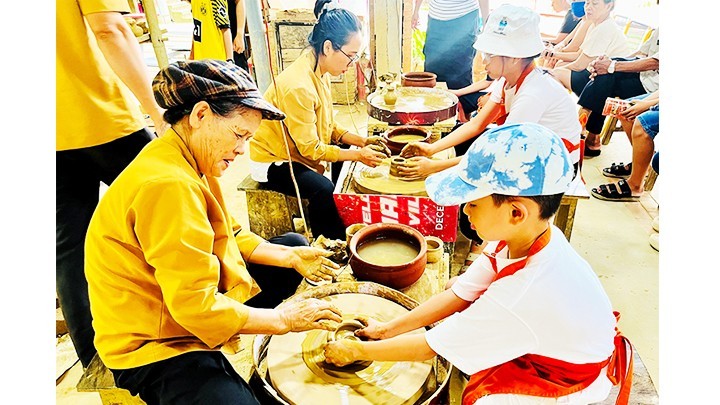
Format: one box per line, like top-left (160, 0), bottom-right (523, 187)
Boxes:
top-left (401, 0), bottom-right (413, 73)
top-left (247, 0), bottom-right (273, 93)
top-left (369, 0), bottom-right (414, 78)
top-left (141, 0), bottom-right (169, 68)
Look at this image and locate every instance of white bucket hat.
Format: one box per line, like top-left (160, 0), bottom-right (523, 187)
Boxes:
top-left (425, 123), bottom-right (574, 206)
top-left (473, 4), bottom-right (544, 58)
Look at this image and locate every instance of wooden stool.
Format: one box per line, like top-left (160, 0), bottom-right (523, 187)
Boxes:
top-left (237, 175), bottom-right (310, 240)
top-left (77, 353), bottom-right (146, 405)
top-left (644, 166), bottom-right (659, 191)
top-left (600, 115), bottom-right (621, 145)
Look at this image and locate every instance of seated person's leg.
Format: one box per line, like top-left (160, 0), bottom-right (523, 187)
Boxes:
top-left (265, 162), bottom-right (346, 241)
top-left (569, 69), bottom-right (592, 98)
top-left (591, 107), bottom-right (657, 202)
top-left (550, 67), bottom-right (572, 91)
top-left (112, 351), bottom-right (260, 405)
top-left (245, 232), bottom-right (308, 309)
top-left (577, 74), bottom-right (615, 153)
top-left (627, 106), bottom-right (659, 192)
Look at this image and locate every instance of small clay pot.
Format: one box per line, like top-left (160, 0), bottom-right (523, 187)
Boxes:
top-left (389, 156), bottom-right (406, 177)
top-left (425, 236), bottom-right (443, 264)
top-left (427, 130), bottom-right (441, 144)
top-left (345, 223), bottom-right (368, 247)
top-left (327, 319), bottom-right (366, 343)
top-left (349, 223), bottom-right (427, 290)
top-left (401, 72), bottom-right (437, 88)
top-left (383, 87), bottom-right (398, 106)
top-left (383, 125), bottom-right (431, 155)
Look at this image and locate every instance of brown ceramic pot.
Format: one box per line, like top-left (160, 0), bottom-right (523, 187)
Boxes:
top-left (349, 223), bottom-right (427, 289)
top-left (383, 125), bottom-right (431, 155)
top-left (401, 72), bottom-right (437, 88)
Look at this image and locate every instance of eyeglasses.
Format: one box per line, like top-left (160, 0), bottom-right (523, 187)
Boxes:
top-left (339, 48), bottom-right (361, 66)
top-left (482, 52), bottom-right (499, 61)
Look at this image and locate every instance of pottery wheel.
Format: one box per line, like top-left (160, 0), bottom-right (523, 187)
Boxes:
top-left (266, 293), bottom-right (433, 405)
top-left (352, 158), bottom-right (427, 196)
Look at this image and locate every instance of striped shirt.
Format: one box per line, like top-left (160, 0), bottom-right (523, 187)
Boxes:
top-left (428, 0), bottom-right (479, 21)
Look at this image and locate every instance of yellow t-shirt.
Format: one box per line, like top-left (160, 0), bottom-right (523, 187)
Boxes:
top-left (249, 50), bottom-right (349, 174)
top-left (85, 129), bottom-right (264, 369)
top-left (191, 0), bottom-right (230, 60)
top-left (56, 0), bottom-right (146, 151)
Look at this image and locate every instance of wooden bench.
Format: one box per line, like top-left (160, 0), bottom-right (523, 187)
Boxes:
top-left (554, 175), bottom-right (589, 241)
top-left (237, 175), bottom-right (310, 240)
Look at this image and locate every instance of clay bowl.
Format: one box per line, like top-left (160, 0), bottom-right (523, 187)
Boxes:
top-left (383, 125), bottom-right (431, 155)
top-left (349, 223), bottom-right (427, 289)
top-left (401, 72), bottom-right (437, 88)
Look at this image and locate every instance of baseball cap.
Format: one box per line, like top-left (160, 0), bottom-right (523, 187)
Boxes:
top-left (571, 1), bottom-right (586, 18)
top-left (425, 123), bottom-right (574, 206)
top-left (153, 59), bottom-right (286, 121)
top-left (473, 4), bottom-right (544, 58)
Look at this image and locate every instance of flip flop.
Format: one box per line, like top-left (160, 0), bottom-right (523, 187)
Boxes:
top-left (603, 162), bottom-right (632, 179)
top-left (591, 179), bottom-right (641, 202)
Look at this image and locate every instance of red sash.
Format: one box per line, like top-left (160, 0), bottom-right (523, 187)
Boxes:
top-left (462, 228), bottom-right (633, 404)
top-left (493, 63), bottom-right (581, 154)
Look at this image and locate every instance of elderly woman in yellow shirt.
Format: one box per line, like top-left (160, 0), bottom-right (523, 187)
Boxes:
top-left (249, 0), bottom-right (388, 241)
top-left (84, 60), bottom-right (342, 404)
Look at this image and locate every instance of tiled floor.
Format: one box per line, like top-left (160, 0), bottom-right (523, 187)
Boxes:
top-left (56, 18), bottom-right (660, 404)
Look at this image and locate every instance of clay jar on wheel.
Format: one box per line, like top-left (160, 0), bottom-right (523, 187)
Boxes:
top-left (401, 72), bottom-right (437, 88)
top-left (349, 223), bottom-right (427, 289)
top-left (383, 125), bottom-right (431, 155)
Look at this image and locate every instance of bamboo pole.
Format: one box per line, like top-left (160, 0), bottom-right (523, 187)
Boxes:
top-left (141, 0), bottom-right (169, 68)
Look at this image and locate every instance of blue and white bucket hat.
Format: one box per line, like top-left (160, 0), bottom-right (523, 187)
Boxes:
top-left (425, 123), bottom-right (574, 206)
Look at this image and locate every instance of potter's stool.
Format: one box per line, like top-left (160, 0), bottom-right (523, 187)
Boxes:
top-left (554, 176), bottom-right (590, 241)
top-left (237, 175), bottom-right (310, 240)
top-left (76, 353), bottom-right (146, 404)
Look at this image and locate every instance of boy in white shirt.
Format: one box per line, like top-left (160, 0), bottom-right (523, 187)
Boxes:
top-left (325, 123), bottom-right (633, 404)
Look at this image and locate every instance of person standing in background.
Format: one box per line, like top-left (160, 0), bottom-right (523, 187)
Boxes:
top-left (228, 0), bottom-right (250, 71)
top-left (543, 0), bottom-right (582, 45)
top-left (412, 0), bottom-right (489, 116)
top-left (57, 0), bottom-right (167, 368)
top-left (190, 0), bottom-right (233, 62)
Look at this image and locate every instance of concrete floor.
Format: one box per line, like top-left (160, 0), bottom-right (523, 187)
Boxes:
top-left (56, 20), bottom-right (660, 404)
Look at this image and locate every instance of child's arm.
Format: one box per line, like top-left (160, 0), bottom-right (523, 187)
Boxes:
top-left (416, 99), bottom-right (501, 156)
top-left (325, 333), bottom-right (436, 366)
top-left (358, 288), bottom-right (471, 340)
top-left (449, 79), bottom-right (493, 97)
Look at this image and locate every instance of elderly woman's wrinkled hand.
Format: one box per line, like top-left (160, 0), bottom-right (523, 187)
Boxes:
top-left (290, 246), bottom-right (340, 282)
top-left (324, 339), bottom-right (363, 366)
top-left (364, 136), bottom-right (392, 158)
top-left (400, 141), bottom-right (433, 158)
top-left (278, 298), bottom-right (343, 333)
